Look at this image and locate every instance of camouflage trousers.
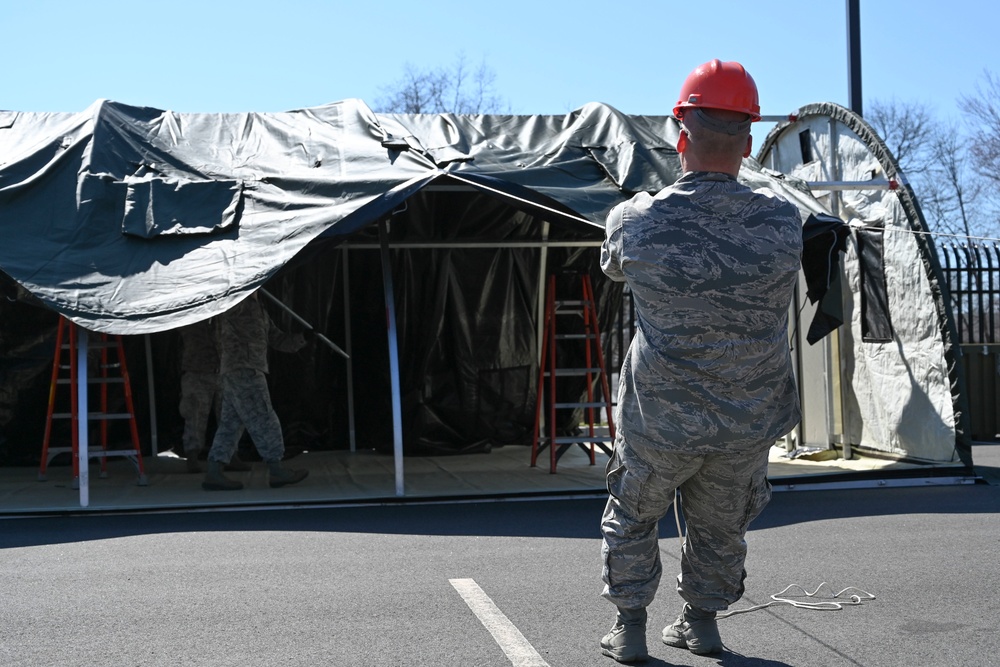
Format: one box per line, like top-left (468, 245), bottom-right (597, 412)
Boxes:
top-left (601, 437), bottom-right (772, 612)
top-left (178, 371), bottom-right (219, 456)
top-left (207, 368), bottom-right (284, 464)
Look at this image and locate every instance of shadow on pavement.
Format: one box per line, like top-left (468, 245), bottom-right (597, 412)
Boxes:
top-left (2, 476), bottom-right (1000, 550)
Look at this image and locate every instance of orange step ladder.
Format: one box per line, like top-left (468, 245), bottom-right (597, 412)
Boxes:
top-left (531, 273), bottom-right (615, 473)
top-left (39, 317), bottom-right (148, 488)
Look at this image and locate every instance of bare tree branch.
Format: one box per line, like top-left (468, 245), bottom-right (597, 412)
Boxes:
top-left (869, 95), bottom-right (999, 238)
top-left (960, 70), bottom-right (1000, 187)
top-left (374, 54), bottom-right (509, 114)
top-left (866, 98), bottom-right (936, 176)
top-left (922, 131), bottom-right (982, 238)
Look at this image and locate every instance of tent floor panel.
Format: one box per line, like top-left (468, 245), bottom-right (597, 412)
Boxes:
top-left (0, 444), bottom-right (986, 516)
top-left (2, 445), bottom-right (609, 515)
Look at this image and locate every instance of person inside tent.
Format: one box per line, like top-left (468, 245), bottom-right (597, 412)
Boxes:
top-left (177, 319), bottom-right (250, 474)
top-left (202, 291), bottom-right (310, 491)
top-left (598, 59), bottom-right (803, 662)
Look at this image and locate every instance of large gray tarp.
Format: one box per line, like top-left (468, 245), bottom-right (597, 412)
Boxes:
top-left (0, 97), bottom-right (968, 467)
top-left (0, 99), bottom-right (679, 334)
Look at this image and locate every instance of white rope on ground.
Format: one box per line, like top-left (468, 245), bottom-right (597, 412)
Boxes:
top-left (717, 583), bottom-right (876, 618)
top-left (672, 491), bottom-right (876, 619)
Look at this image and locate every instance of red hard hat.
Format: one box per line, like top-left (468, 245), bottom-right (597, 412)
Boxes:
top-left (673, 59), bottom-right (761, 121)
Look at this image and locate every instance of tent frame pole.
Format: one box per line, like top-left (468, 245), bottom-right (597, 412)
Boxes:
top-left (827, 118), bottom-right (852, 460)
top-left (77, 328), bottom-right (90, 508)
top-left (379, 219), bottom-right (405, 496)
top-left (536, 224), bottom-right (551, 362)
top-left (144, 334), bottom-right (159, 456)
top-left (342, 247), bottom-right (357, 452)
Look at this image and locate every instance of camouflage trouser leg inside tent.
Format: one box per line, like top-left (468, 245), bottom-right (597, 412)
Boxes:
top-left (207, 368), bottom-right (285, 464)
top-left (179, 370), bottom-right (218, 458)
top-left (601, 438), bottom-right (772, 612)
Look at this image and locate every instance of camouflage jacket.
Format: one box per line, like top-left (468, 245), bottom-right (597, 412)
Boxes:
top-left (215, 294), bottom-right (305, 375)
top-left (601, 171), bottom-right (803, 452)
top-left (180, 319), bottom-right (219, 374)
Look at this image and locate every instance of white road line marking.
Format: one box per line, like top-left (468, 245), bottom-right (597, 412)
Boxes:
top-left (449, 578), bottom-right (551, 667)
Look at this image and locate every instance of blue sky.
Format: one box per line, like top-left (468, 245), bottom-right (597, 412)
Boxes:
top-left (2, 0), bottom-right (996, 145)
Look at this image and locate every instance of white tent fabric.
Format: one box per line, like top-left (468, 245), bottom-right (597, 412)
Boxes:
top-left (759, 103), bottom-right (968, 464)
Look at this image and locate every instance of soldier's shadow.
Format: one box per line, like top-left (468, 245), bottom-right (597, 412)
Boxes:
top-left (643, 651), bottom-right (793, 666)
top-left (715, 653), bottom-right (793, 666)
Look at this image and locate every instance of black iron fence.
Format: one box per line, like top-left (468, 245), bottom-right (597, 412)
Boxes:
top-left (939, 243), bottom-right (1000, 345)
top-left (939, 243), bottom-right (1000, 440)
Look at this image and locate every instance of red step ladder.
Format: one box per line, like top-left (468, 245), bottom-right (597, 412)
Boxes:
top-left (39, 317), bottom-right (148, 488)
top-left (531, 273), bottom-right (615, 473)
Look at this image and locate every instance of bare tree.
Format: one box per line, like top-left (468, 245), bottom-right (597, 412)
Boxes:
top-left (374, 53), bottom-right (508, 114)
top-left (866, 98), bottom-right (937, 176)
top-left (960, 70), bottom-right (1000, 187)
top-left (867, 97), bottom-right (996, 238)
top-left (920, 131), bottom-right (983, 239)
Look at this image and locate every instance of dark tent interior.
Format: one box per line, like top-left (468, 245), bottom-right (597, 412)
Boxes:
top-left (0, 185), bottom-right (621, 467)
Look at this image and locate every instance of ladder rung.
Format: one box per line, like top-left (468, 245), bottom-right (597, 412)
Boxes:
top-left (90, 412), bottom-right (134, 420)
top-left (51, 412), bottom-right (134, 420)
top-left (554, 401), bottom-right (610, 408)
top-left (56, 378), bottom-right (125, 385)
top-left (554, 333), bottom-right (596, 340)
top-left (544, 368), bottom-right (603, 376)
top-left (551, 436), bottom-right (615, 444)
top-left (47, 448), bottom-right (141, 456)
top-left (60, 341), bottom-right (118, 350)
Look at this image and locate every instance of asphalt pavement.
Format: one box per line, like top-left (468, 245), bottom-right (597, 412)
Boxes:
top-left (2, 443), bottom-right (1000, 667)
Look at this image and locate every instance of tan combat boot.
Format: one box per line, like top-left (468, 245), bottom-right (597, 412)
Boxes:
top-left (202, 461), bottom-right (243, 491)
top-left (662, 603), bottom-right (723, 655)
top-left (600, 607), bottom-right (648, 663)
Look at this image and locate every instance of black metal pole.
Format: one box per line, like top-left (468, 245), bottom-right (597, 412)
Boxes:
top-left (847, 0), bottom-right (863, 115)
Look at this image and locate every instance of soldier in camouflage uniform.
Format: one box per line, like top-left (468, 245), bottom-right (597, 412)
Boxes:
top-left (599, 60), bottom-right (803, 663)
top-left (179, 320), bottom-right (250, 474)
top-left (178, 320), bottom-right (219, 473)
top-left (202, 291), bottom-right (310, 491)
